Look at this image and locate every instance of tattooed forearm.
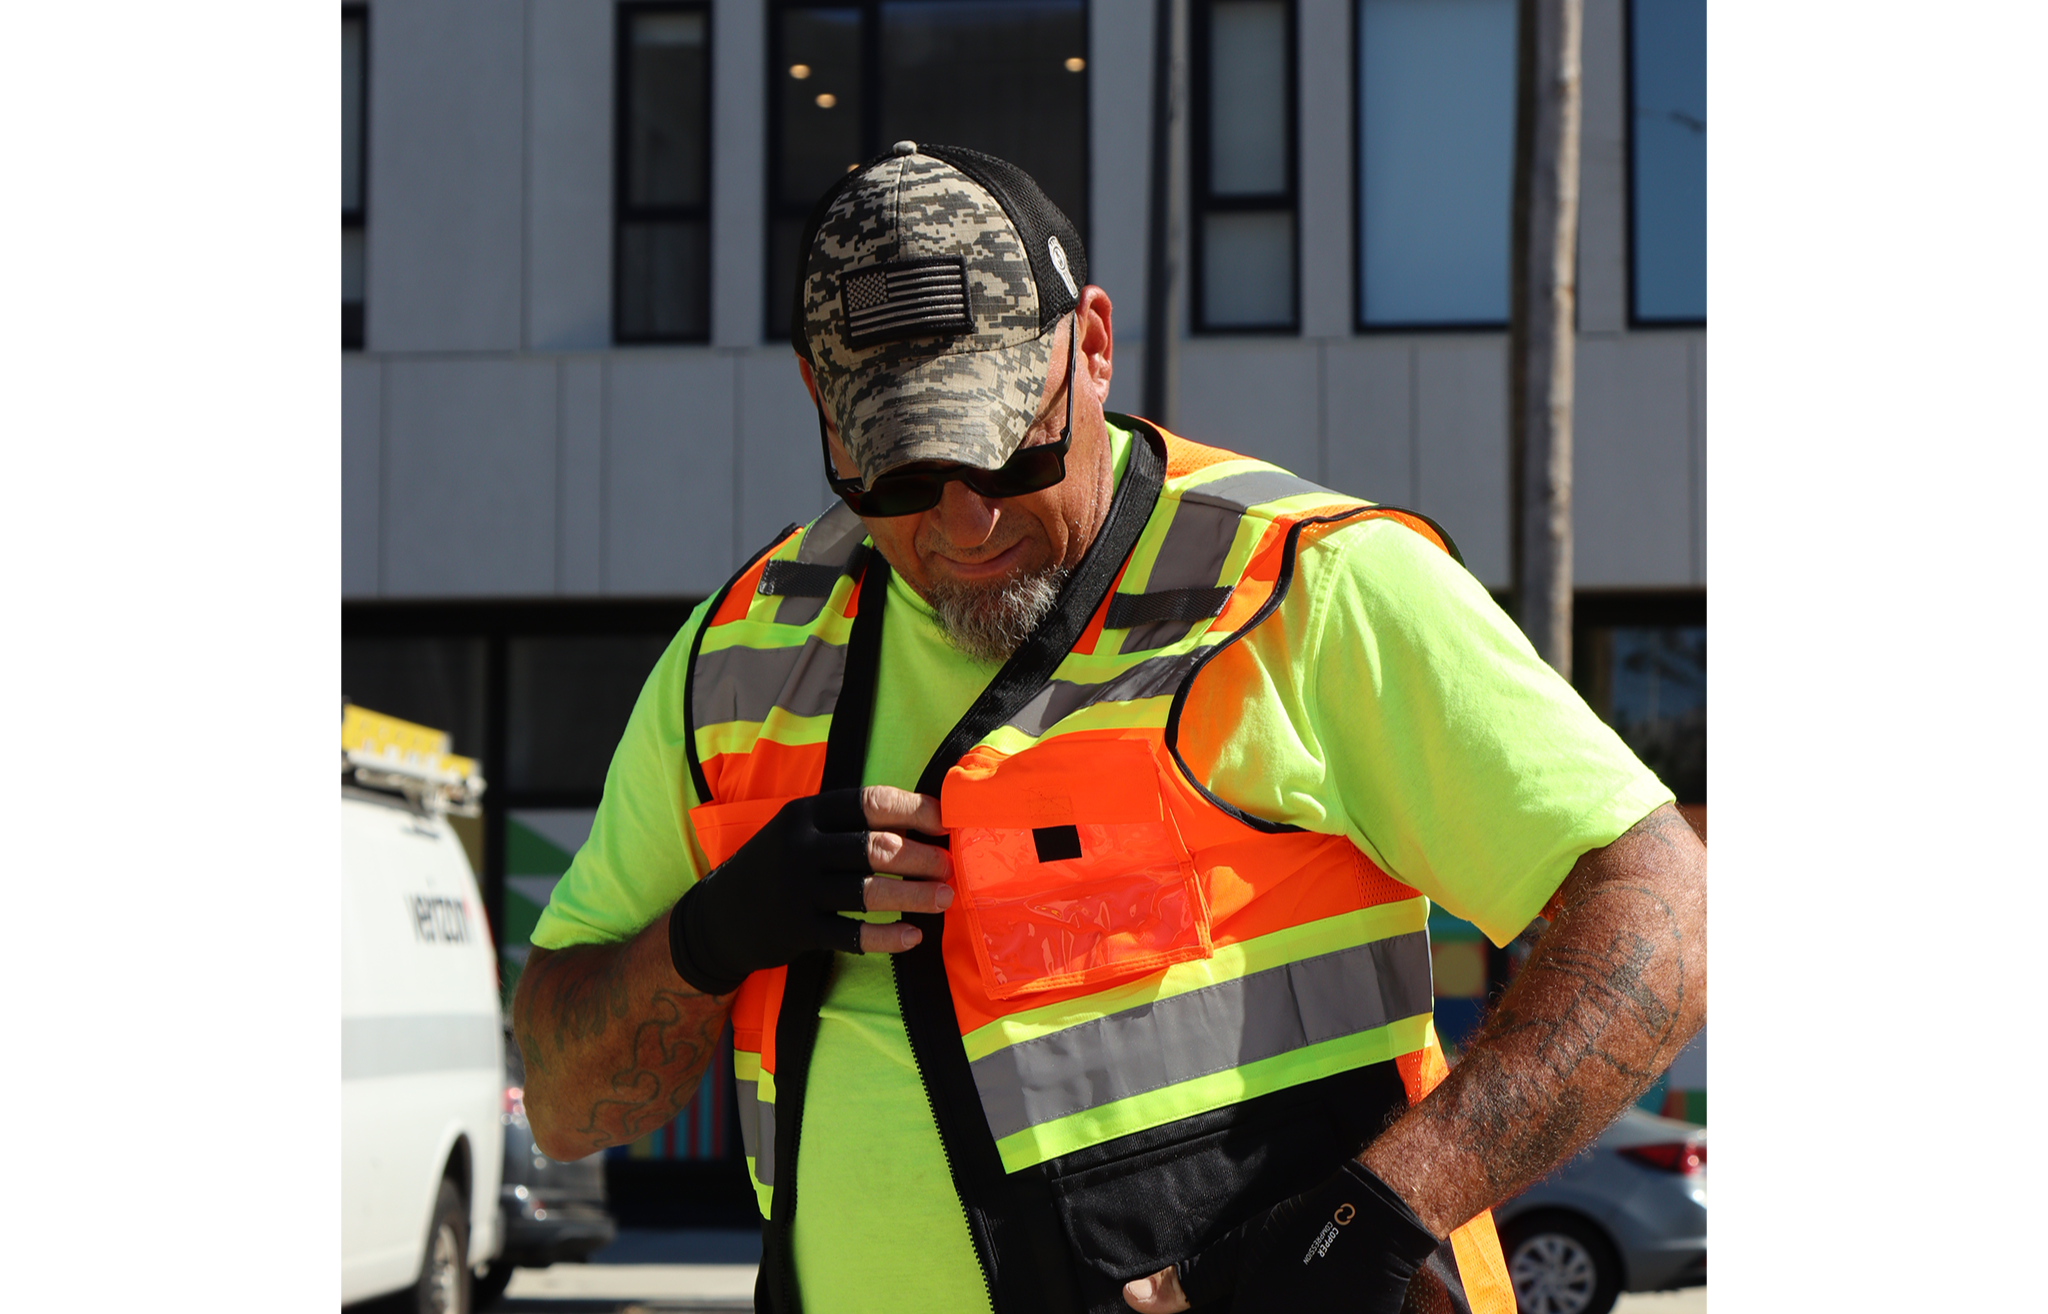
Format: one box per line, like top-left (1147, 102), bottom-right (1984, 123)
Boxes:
top-left (1360, 803), bottom-right (1706, 1235)
top-left (512, 908), bottom-right (736, 1160)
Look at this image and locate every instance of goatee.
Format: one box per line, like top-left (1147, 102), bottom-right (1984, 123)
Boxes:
top-left (927, 563), bottom-right (1070, 665)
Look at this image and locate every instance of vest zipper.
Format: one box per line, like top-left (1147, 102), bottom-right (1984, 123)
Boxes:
top-left (891, 955), bottom-right (999, 1312)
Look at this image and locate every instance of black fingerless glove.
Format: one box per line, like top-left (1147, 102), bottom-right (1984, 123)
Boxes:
top-left (667, 788), bottom-right (877, 995)
top-left (1174, 1159), bottom-right (1441, 1314)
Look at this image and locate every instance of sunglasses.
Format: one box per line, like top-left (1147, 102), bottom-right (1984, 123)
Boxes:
top-left (817, 312), bottom-right (1077, 518)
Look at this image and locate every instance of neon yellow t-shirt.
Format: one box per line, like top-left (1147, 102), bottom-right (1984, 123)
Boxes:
top-left (531, 422), bottom-right (1673, 1314)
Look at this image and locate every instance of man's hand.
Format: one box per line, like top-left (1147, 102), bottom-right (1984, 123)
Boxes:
top-left (667, 786), bottom-right (952, 995)
top-left (1126, 802), bottom-right (1706, 1308)
top-left (515, 786), bottom-right (951, 1161)
top-left (1123, 1160), bottom-right (1439, 1314)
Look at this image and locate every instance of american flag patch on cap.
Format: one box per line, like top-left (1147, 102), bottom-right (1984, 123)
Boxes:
top-left (840, 256), bottom-right (974, 349)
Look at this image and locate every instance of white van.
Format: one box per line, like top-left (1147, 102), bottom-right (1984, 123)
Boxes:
top-left (342, 705), bottom-right (505, 1311)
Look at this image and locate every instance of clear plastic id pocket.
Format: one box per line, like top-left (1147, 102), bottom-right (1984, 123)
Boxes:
top-left (942, 739), bottom-right (1210, 1001)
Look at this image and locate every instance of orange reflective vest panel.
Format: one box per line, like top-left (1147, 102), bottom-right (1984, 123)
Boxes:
top-left (684, 418), bottom-right (1512, 1314)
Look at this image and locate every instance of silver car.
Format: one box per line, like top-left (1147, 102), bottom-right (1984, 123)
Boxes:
top-left (1493, 1108), bottom-right (1706, 1314)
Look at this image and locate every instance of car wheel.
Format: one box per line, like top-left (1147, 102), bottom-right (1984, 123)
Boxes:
top-left (416, 1178), bottom-right (470, 1314)
top-left (1500, 1211), bottom-right (1621, 1314)
top-left (472, 1260), bottom-right (515, 1310)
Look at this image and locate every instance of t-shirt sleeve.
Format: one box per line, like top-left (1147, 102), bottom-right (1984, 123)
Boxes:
top-left (1192, 516), bottom-right (1673, 948)
top-left (529, 600), bottom-right (716, 950)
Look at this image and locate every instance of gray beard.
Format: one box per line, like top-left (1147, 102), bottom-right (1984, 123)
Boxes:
top-left (926, 563), bottom-right (1070, 665)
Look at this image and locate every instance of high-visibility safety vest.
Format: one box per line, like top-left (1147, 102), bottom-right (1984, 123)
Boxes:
top-left (684, 417), bottom-right (1515, 1314)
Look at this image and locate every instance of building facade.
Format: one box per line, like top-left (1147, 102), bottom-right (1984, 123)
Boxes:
top-left (341, 0), bottom-right (1707, 1183)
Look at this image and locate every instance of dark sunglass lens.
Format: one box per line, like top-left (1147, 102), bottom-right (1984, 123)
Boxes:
top-left (860, 473), bottom-right (945, 517)
top-left (969, 448), bottom-right (1065, 498)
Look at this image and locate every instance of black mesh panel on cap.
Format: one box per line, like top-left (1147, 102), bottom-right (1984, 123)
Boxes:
top-left (921, 143), bottom-right (1088, 336)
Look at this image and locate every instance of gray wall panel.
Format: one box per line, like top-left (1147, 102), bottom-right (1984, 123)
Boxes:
top-left (739, 350), bottom-right (832, 555)
top-left (1297, 0), bottom-right (1352, 339)
top-left (343, 358), bottom-right (384, 597)
top-left (1175, 339), bottom-right (1321, 479)
top-left (606, 354), bottom-right (736, 594)
top-left (1572, 333), bottom-right (1692, 586)
top-left (1690, 335), bottom-right (1704, 582)
top-left (1414, 337), bottom-right (1508, 588)
top-left (1578, 0), bottom-right (1626, 334)
top-left (1322, 339), bottom-right (1414, 507)
top-left (559, 356), bottom-right (605, 591)
top-left (713, 0), bottom-right (767, 348)
top-left (529, 0), bottom-right (613, 351)
top-left (383, 359), bottom-right (559, 596)
top-left (368, 0), bottom-right (527, 352)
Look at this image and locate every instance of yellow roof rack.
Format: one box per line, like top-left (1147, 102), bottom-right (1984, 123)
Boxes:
top-left (342, 703), bottom-right (485, 815)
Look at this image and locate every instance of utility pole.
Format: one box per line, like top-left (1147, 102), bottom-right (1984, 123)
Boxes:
top-left (1142, 0), bottom-right (1184, 428)
top-left (1509, 0), bottom-right (1583, 677)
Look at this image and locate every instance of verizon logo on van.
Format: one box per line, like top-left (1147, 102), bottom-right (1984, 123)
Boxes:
top-left (407, 895), bottom-right (474, 944)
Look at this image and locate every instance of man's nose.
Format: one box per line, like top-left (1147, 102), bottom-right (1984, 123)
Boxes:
top-left (928, 477), bottom-right (999, 545)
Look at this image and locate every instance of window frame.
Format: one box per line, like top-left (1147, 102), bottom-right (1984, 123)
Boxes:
top-left (1624, 0), bottom-right (1706, 328)
top-left (762, 0), bottom-right (1093, 344)
top-left (1350, 0), bottom-right (1515, 334)
top-left (613, 0), bottom-right (716, 346)
top-left (343, 3), bottom-right (368, 350)
top-left (1189, 0), bottom-right (1301, 336)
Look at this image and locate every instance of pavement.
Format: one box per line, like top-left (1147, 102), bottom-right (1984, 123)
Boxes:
top-left (493, 1229), bottom-right (1705, 1313)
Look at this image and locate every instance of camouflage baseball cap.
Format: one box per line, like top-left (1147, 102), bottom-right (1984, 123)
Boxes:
top-left (791, 142), bottom-right (1088, 483)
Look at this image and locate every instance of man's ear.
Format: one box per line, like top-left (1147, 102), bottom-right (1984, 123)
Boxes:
top-left (1077, 285), bottom-right (1114, 402)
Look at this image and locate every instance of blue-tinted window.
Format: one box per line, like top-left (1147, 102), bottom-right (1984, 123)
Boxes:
top-left (1629, 0), bottom-right (1705, 323)
top-left (1193, 0), bottom-right (1297, 332)
top-left (617, 4), bottom-right (713, 343)
top-left (1355, 0), bottom-right (1516, 328)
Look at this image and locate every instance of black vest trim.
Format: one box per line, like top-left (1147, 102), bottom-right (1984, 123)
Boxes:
top-left (758, 555), bottom-right (888, 1314)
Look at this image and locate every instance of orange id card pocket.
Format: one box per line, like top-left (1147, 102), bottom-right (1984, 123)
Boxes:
top-left (942, 738), bottom-right (1210, 1001)
top-left (688, 796), bottom-right (798, 868)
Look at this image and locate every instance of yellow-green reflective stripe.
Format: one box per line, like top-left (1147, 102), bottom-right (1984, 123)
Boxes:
top-left (968, 929), bottom-right (1431, 1144)
top-left (991, 1012), bottom-right (1432, 1172)
top-left (694, 710), bottom-right (832, 763)
top-left (701, 603), bottom-right (856, 654)
top-left (960, 902), bottom-right (1426, 1063)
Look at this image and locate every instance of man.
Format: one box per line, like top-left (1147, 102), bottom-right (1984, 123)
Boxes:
top-left (514, 143), bottom-right (1705, 1314)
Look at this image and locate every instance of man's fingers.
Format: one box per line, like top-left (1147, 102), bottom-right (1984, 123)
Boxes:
top-left (862, 875), bottom-right (954, 915)
top-left (860, 785), bottom-right (944, 836)
top-left (858, 921), bottom-right (923, 954)
top-left (1122, 1266), bottom-right (1189, 1314)
top-left (865, 827), bottom-right (953, 879)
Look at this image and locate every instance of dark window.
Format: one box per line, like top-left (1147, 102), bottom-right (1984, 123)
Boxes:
top-left (1354, 0), bottom-right (1516, 330)
top-left (343, 5), bottom-right (367, 349)
top-left (505, 635), bottom-right (674, 794)
top-left (1192, 0), bottom-right (1297, 332)
top-left (1628, 0), bottom-right (1705, 324)
top-left (1573, 594), bottom-right (1706, 806)
top-left (616, 3), bottom-right (713, 343)
top-left (766, 0), bottom-right (1090, 342)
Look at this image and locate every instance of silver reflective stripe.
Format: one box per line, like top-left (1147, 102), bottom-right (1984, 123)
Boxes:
top-left (775, 504), bottom-right (869, 626)
top-left (1119, 499), bottom-right (1243, 653)
top-left (342, 1013), bottom-right (501, 1081)
top-left (1002, 650), bottom-right (1202, 738)
top-left (735, 1076), bottom-right (775, 1182)
top-left (1181, 469), bottom-right (1339, 513)
top-left (967, 931), bottom-right (1432, 1143)
top-left (694, 633), bottom-right (847, 727)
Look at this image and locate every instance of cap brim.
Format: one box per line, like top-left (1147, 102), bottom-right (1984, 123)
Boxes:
top-left (835, 330), bottom-right (1056, 482)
